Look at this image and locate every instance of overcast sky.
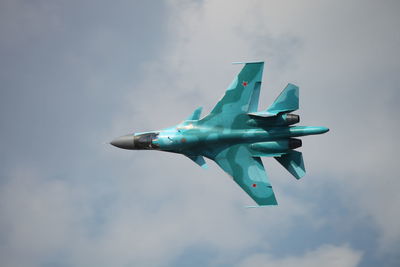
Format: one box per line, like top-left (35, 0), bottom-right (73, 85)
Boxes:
top-left (1, 0), bottom-right (399, 266)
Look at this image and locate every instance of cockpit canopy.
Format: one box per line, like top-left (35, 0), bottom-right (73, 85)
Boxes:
top-left (134, 132), bottom-right (159, 149)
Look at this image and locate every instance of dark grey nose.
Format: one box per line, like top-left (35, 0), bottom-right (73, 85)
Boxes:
top-left (110, 134), bottom-right (135, 150)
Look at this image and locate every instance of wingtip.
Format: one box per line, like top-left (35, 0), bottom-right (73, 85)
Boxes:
top-left (244, 205), bottom-right (270, 208)
top-left (232, 61), bottom-right (264, 65)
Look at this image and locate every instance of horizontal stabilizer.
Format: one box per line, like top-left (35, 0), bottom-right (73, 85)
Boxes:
top-left (275, 150), bottom-right (305, 179)
top-left (186, 155), bottom-right (208, 169)
top-left (266, 83), bottom-right (299, 115)
top-left (186, 107), bottom-right (203, 121)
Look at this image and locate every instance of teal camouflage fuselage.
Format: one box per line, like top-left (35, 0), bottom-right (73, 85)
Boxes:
top-left (111, 62), bottom-right (329, 206)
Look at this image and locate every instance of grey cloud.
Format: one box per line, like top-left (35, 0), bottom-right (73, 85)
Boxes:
top-left (236, 244), bottom-right (362, 267)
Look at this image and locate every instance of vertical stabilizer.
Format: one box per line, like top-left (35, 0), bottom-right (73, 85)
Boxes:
top-left (266, 83), bottom-right (299, 115)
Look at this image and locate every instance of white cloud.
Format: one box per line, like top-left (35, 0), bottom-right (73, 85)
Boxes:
top-left (0, 163), bottom-right (319, 267)
top-left (0, 169), bottom-right (79, 267)
top-left (236, 244), bottom-right (362, 267)
top-left (1, 0), bottom-right (399, 266)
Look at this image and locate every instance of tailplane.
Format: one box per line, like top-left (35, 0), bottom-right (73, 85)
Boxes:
top-left (275, 150), bottom-right (305, 179)
top-left (185, 155), bottom-right (208, 169)
top-left (186, 107), bottom-right (203, 121)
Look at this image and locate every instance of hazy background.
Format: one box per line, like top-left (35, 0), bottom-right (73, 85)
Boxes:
top-left (1, 0), bottom-right (399, 266)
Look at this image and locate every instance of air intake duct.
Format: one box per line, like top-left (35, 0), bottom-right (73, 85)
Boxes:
top-left (284, 114), bottom-right (300, 125)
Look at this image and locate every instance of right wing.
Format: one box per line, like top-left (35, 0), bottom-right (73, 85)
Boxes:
top-left (212, 144), bottom-right (277, 206)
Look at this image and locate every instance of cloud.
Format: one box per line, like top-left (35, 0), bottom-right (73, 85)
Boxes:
top-left (0, 168), bottom-right (78, 267)
top-left (0, 164), bottom-right (320, 266)
top-left (236, 244), bottom-right (362, 267)
top-left (1, 0), bottom-right (399, 266)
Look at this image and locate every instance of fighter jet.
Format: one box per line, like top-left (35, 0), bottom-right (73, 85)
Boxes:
top-left (111, 62), bottom-right (328, 206)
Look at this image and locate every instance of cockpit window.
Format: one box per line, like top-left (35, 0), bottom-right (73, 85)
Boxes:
top-left (134, 133), bottom-right (159, 149)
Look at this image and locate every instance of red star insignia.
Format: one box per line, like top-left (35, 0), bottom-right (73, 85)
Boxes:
top-left (242, 81), bottom-right (248, 87)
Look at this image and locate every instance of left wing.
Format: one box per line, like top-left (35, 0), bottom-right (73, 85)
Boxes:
top-left (212, 144), bottom-right (277, 206)
top-left (200, 62), bottom-right (264, 128)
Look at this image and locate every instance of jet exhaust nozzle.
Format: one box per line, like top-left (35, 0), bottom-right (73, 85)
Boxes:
top-left (288, 138), bottom-right (302, 149)
top-left (247, 113), bottom-right (300, 127)
top-left (284, 114), bottom-right (300, 125)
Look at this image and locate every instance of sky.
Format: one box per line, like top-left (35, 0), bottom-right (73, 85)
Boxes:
top-left (0, 0), bottom-right (399, 266)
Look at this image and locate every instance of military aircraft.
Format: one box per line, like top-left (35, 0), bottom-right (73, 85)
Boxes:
top-left (111, 62), bottom-right (328, 206)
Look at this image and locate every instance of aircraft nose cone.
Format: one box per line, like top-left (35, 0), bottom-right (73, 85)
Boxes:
top-left (110, 134), bottom-right (135, 150)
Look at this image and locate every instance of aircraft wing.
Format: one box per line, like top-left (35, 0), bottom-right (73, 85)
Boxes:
top-left (200, 62), bottom-right (264, 128)
top-left (212, 144), bottom-right (277, 206)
